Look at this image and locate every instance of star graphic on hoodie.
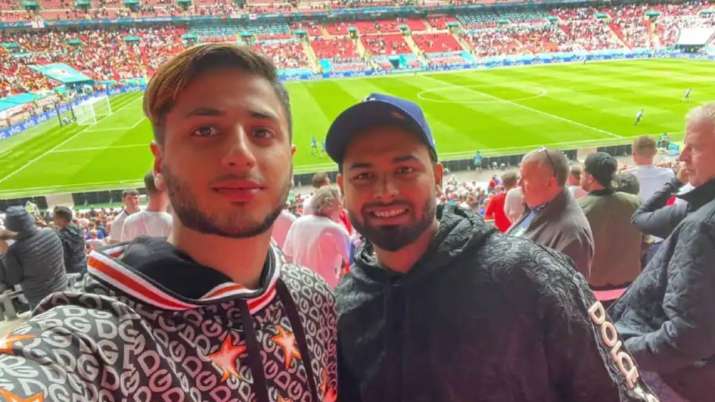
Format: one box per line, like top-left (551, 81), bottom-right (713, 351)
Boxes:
top-left (0, 388), bottom-right (44, 402)
top-left (320, 368), bottom-right (337, 402)
top-left (207, 333), bottom-right (247, 382)
top-left (271, 324), bottom-right (301, 369)
top-left (0, 334), bottom-right (33, 355)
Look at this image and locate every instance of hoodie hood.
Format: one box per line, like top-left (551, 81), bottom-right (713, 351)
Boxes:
top-left (4, 206), bottom-right (38, 237)
top-left (86, 237), bottom-right (281, 312)
top-left (354, 204), bottom-right (496, 283)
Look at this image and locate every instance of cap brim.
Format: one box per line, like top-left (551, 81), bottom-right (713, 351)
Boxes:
top-left (325, 100), bottom-right (422, 164)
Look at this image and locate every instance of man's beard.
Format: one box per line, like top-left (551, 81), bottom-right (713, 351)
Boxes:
top-left (350, 198), bottom-right (436, 252)
top-left (163, 164), bottom-right (290, 238)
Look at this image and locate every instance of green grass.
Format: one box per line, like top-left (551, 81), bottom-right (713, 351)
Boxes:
top-left (1, 58), bottom-right (714, 199)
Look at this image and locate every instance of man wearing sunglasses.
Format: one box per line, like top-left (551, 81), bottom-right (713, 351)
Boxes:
top-left (508, 147), bottom-right (594, 279)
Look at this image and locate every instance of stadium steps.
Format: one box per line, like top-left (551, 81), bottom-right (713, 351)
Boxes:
top-left (453, 32), bottom-right (475, 55)
top-left (449, 31), bottom-right (470, 53)
top-left (645, 19), bottom-right (662, 48)
top-left (302, 39), bottom-right (320, 71)
top-left (608, 23), bottom-right (631, 49)
top-left (404, 34), bottom-right (427, 64)
top-left (355, 36), bottom-right (368, 59)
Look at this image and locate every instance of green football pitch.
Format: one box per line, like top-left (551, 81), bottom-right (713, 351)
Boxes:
top-left (1, 58), bottom-right (713, 199)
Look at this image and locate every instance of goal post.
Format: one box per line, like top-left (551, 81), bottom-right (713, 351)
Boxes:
top-left (73, 95), bottom-right (112, 126)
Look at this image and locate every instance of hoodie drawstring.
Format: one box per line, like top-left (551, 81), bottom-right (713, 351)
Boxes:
top-left (239, 278), bottom-right (321, 402)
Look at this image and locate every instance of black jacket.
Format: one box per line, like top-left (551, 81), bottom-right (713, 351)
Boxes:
top-left (57, 224), bottom-right (87, 274)
top-left (612, 178), bottom-right (715, 402)
top-left (337, 205), bottom-right (656, 402)
top-left (0, 206), bottom-right (67, 306)
top-left (631, 177), bottom-right (688, 239)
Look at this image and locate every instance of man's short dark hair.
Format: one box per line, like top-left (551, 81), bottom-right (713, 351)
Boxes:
top-left (53, 206), bottom-right (73, 222)
top-left (584, 152), bottom-right (618, 189)
top-left (143, 43), bottom-right (291, 144)
top-left (144, 171), bottom-right (158, 194)
top-left (614, 172), bottom-right (640, 195)
top-left (122, 189), bottom-right (139, 198)
top-left (633, 136), bottom-right (657, 157)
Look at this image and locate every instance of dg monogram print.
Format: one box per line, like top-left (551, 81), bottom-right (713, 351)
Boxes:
top-left (0, 244), bottom-right (337, 402)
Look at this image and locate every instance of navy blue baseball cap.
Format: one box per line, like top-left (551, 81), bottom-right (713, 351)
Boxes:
top-left (325, 93), bottom-right (437, 164)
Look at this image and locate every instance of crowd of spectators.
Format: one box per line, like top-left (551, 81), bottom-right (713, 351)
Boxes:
top-left (0, 26), bottom-right (185, 96)
top-left (251, 39), bottom-right (311, 69)
top-left (0, 2), bottom-right (713, 96)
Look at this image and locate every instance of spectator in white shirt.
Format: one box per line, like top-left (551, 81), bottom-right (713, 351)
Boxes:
top-left (628, 136), bottom-right (675, 203)
top-left (108, 188), bottom-right (140, 243)
top-left (302, 172), bottom-right (331, 215)
top-left (504, 186), bottom-right (524, 224)
top-left (283, 186), bottom-right (350, 288)
top-left (271, 209), bottom-right (296, 250)
top-left (121, 172), bottom-right (172, 242)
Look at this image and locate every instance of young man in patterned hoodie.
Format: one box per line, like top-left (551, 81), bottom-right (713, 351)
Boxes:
top-left (0, 44), bottom-right (337, 402)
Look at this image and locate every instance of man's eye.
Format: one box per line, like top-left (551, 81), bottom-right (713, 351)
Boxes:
top-left (192, 126), bottom-right (218, 137)
top-left (353, 172), bottom-right (373, 181)
top-left (253, 128), bottom-right (274, 139)
top-left (396, 167), bottom-right (415, 175)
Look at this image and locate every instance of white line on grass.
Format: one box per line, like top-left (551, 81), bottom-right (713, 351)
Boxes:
top-left (84, 127), bottom-right (136, 132)
top-left (49, 143), bottom-right (148, 153)
top-left (0, 95), bottom-right (143, 186)
top-left (420, 76), bottom-right (624, 140)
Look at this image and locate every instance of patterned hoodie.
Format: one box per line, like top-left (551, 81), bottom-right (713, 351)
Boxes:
top-left (0, 237), bottom-right (337, 402)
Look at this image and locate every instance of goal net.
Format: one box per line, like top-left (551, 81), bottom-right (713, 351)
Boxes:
top-left (73, 96), bottom-right (112, 126)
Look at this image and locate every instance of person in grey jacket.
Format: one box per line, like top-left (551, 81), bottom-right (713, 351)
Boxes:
top-left (508, 148), bottom-right (595, 280)
top-left (0, 206), bottom-right (67, 307)
top-left (611, 103), bottom-right (715, 402)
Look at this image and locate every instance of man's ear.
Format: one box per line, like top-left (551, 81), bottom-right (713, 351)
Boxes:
top-left (150, 142), bottom-right (166, 192)
top-left (337, 173), bottom-right (344, 197)
top-left (434, 162), bottom-right (444, 194)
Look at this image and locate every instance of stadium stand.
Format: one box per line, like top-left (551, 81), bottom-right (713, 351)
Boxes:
top-left (0, 2), bottom-right (713, 101)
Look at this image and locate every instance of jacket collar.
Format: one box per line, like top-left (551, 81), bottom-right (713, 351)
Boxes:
top-left (679, 178), bottom-right (715, 211)
top-left (87, 241), bottom-right (281, 312)
top-left (588, 188), bottom-right (614, 196)
top-left (526, 189), bottom-right (569, 226)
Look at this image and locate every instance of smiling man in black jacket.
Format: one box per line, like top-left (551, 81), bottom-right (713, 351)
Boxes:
top-left (327, 93), bottom-right (658, 402)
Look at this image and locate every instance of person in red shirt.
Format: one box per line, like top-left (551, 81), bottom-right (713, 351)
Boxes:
top-left (485, 171), bottom-right (518, 232)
